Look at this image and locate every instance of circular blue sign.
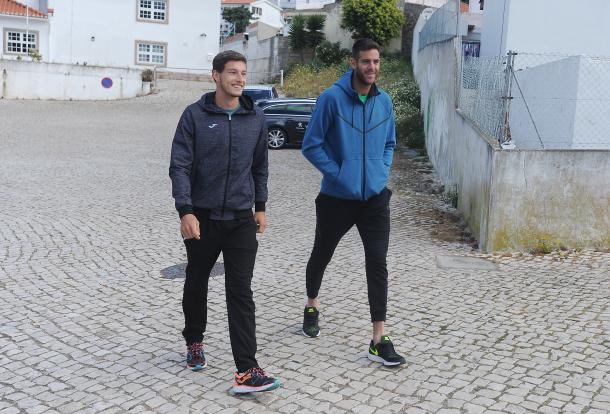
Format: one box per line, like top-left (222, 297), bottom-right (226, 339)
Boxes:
top-left (101, 77), bottom-right (113, 88)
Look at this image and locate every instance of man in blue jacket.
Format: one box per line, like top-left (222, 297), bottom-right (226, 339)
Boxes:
top-left (301, 39), bottom-right (406, 366)
top-left (169, 51), bottom-right (279, 392)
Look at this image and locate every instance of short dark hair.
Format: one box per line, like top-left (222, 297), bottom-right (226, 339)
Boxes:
top-left (351, 38), bottom-right (381, 59)
top-left (212, 50), bottom-right (247, 73)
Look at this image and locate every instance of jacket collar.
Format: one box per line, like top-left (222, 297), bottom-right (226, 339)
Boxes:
top-left (199, 91), bottom-right (255, 114)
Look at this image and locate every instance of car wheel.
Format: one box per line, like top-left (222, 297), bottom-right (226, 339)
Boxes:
top-left (268, 127), bottom-right (287, 149)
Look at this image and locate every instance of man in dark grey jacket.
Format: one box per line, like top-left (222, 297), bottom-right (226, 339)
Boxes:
top-left (169, 51), bottom-right (279, 393)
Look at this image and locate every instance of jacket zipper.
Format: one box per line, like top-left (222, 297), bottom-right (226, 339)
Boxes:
top-left (222, 114), bottom-right (233, 216)
top-left (362, 101), bottom-right (366, 201)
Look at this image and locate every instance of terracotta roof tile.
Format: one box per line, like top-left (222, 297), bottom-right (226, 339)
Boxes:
top-left (0, 0), bottom-right (47, 18)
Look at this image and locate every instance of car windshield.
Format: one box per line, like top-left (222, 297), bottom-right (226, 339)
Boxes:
top-left (243, 89), bottom-right (271, 101)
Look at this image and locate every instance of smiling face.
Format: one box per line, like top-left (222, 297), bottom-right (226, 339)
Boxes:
top-left (212, 60), bottom-right (247, 99)
top-left (350, 48), bottom-right (380, 87)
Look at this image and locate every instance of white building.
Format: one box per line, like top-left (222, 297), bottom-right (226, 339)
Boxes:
top-left (1, 0), bottom-right (219, 72)
top-left (221, 0), bottom-right (253, 37)
top-left (279, 0), bottom-right (335, 10)
top-left (250, 0), bottom-right (285, 28)
top-left (480, 0), bottom-right (610, 57)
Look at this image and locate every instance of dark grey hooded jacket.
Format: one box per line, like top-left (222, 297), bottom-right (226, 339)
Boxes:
top-left (169, 92), bottom-right (268, 217)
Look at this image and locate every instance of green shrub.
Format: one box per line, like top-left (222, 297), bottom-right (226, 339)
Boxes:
top-left (315, 41), bottom-right (350, 67)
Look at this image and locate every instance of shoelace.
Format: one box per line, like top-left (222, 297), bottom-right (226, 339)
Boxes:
top-left (188, 342), bottom-right (203, 356)
top-left (245, 367), bottom-right (266, 378)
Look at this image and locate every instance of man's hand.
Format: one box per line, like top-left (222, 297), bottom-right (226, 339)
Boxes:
top-left (254, 212), bottom-right (266, 234)
top-left (180, 214), bottom-right (200, 240)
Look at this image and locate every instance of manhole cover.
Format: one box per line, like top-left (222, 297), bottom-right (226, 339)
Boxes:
top-left (161, 262), bottom-right (225, 279)
top-left (435, 255), bottom-right (498, 270)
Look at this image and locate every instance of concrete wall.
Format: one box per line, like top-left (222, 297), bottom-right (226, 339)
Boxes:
top-left (489, 150), bottom-right (610, 251)
top-left (413, 13), bottom-right (610, 251)
top-left (0, 59), bottom-right (142, 100)
top-left (481, 0), bottom-right (610, 57)
top-left (46, 0), bottom-right (219, 71)
top-left (0, 15), bottom-right (50, 61)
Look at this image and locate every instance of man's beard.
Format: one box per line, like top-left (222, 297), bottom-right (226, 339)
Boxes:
top-left (354, 67), bottom-right (377, 86)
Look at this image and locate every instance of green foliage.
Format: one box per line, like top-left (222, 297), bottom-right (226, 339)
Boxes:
top-left (288, 15), bottom-right (308, 56)
top-left (305, 15), bottom-right (326, 49)
top-left (281, 55), bottom-right (424, 149)
top-left (315, 41), bottom-right (350, 67)
top-left (222, 6), bottom-right (252, 34)
top-left (341, 0), bottom-right (405, 46)
top-left (141, 69), bottom-right (154, 82)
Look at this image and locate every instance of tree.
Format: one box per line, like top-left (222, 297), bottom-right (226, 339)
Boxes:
top-left (315, 40), bottom-right (350, 66)
top-left (288, 15), bottom-right (308, 62)
top-left (305, 15), bottom-right (326, 49)
top-left (222, 6), bottom-right (252, 35)
top-left (341, 0), bottom-right (405, 46)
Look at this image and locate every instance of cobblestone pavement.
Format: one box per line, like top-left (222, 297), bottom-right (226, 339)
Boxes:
top-left (1, 81), bottom-right (609, 414)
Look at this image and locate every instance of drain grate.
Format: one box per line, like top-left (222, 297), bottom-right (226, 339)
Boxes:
top-left (161, 262), bottom-right (225, 279)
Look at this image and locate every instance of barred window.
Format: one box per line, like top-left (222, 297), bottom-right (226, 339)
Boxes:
top-left (5, 30), bottom-right (36, 54)
top-left (138, 0), bottom-right (167, 22)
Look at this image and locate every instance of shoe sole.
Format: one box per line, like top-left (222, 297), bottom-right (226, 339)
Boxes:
top-left (367, 353), bottom-right (404, 366)
top-left (302, 329), bottom-right (320, 338)
top-left (232, 379), bottom-right (281, 394)
top-left (186, 361), bottom-right (208, 371)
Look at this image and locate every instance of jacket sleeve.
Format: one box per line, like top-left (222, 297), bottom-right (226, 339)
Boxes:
top-left (384, 104), bottom-right (397, 168)
top-left (169, 108), bottom-right (196, 217)
top-left (301, 92), bottom-right (340, 179)
top-left (252, 115), bottom-right (269, 212)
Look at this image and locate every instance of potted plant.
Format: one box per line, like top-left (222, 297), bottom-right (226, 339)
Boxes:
top-left (141, 69), bottom-right (154, 94)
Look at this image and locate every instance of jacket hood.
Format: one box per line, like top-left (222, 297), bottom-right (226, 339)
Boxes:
top-left (335, 69), bottom-right (380, 102)
top-left (197, 91), bottom-right (255, 114)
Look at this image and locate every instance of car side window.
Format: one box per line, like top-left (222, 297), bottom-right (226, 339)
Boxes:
top-left (263, 104), bottom-right (288, 115)
top-left (272, 87), bottom-right (278, 98)
top-left (285, 105), bottom-right (312, 115)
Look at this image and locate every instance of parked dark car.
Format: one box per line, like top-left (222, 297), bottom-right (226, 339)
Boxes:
top-left (259, 98), bottom-right (317, 149)
top-left (243, 85), bottom-right (279, 102)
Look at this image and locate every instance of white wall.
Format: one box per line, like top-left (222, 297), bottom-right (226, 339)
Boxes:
top-left (46, 0), bottom-right (219, 72)
top-left (0, 15), bottom-right (49, 61)
top-left (251, 0), bottom-right (285, 28)
top-left (0, 59), bottom-right (143, 100)
top-left (482, 0), bottom-right (610, 57)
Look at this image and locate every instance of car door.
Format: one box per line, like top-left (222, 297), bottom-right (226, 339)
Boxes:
top-left (284, 104), bottom-right (313, 144)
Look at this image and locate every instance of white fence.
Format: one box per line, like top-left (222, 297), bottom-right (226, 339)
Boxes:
top-left (0, 60), bottom-right (144, 100)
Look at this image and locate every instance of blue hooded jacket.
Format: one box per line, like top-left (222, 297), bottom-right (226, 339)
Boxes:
top-left (302, 69), bottom-right (396, 201)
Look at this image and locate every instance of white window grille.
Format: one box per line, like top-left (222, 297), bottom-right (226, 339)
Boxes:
top-left (138, 0), bottom-right (167, 22)
top-left (136, 42), bottom-right (166, 65)
top-left (5, 30), bottom-right (36, 54)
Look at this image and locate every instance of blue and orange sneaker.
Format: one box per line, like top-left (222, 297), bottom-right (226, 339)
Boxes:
top-left (232, 367), bottom-right (280, 394)
top-left (186, 342), bottom-right (207, 371)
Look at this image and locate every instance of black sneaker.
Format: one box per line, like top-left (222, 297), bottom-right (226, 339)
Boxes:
top-left (368, 335), bottom-right (406, 366)
top-left (232, 367), bottom-right (280, 394)
top-left (302, 306), bottom-right (320, 337)
top-left (186, 342), bottom-right (207, 371)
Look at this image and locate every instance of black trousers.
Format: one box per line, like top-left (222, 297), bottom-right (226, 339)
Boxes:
top-left (182, 211), bottom-right (258, 373)
top-left (306, 188), bottom-right (392, 322)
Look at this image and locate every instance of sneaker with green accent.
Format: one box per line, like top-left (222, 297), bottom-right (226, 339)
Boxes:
top-left (302, 306), bottom-right (320, 338)
top-left (368, 336), bottom-right (406, 366)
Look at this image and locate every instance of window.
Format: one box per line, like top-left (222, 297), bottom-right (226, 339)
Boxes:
top-left (263, 105), bottom-right (288, 114)
top-left (135, 41), bottom-right (167, 66)
top-left (4, 29), bottom-right (37, 55)
top-left (285, 104), bottom-right (313, 115)
top-left (138, 0), bottom-right (168, 23)
top-left (251, 6), bottom-right (262, 15)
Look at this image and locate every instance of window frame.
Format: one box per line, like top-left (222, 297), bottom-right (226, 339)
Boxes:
top-left (136, 0), bottom-right (169, 24)
top-left (3, 28), bottom-right (39, 56)
top-left (134, 40), bottom-right (168, 67)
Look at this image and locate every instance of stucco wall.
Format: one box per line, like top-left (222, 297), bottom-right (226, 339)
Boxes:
top-left (413, 13), bottom-right (610, 252)
top-left (46, 0), bottom-right (219, 71)
top-left (0, 15), bottom-right (50, 61)
top-left (0, 60), bottom-right (142, 100)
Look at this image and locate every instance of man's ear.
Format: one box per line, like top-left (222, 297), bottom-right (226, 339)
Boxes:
top-left (212, 70), bottom-right (219, 83)
top-left (349, 57), bottom-right (357, 70)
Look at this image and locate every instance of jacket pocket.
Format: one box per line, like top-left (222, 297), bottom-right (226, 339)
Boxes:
top-left (365, 157), bottom-right (390, 197)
